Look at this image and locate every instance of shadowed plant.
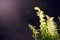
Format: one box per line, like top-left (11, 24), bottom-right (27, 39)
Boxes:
top-left (28, 7), bottom-right (60, 40)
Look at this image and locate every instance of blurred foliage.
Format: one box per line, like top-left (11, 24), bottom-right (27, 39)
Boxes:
top-left (28, 7), bottom-right (60, 40)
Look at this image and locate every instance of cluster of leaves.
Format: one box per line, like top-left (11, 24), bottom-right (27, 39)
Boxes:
top-left (28, 7), bottom-right (60, 40)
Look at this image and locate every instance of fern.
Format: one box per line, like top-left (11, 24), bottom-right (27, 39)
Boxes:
top-left (28, 7), bottom-right (60, 40)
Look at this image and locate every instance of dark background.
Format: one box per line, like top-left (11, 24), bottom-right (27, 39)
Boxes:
top-left (0, 0), bottom-right (60, 40)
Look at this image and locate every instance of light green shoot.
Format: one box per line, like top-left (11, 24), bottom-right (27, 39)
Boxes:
top-left (28, 7), bottom-right (60, 40)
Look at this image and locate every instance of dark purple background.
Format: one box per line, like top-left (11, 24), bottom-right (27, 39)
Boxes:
top-left (0, 0), bottom-right (34, 40)
top-left (0, 0), bottom-right (60, 40)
